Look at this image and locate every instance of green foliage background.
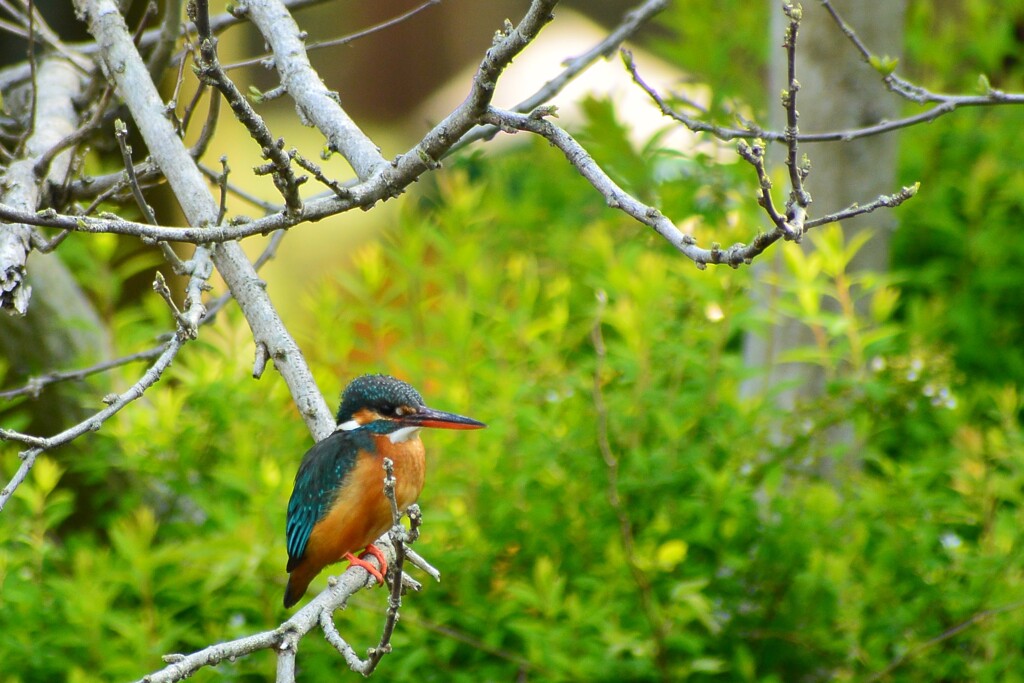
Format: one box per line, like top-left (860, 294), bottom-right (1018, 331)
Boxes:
top-left (4, 2), bottom-right (1024, 682)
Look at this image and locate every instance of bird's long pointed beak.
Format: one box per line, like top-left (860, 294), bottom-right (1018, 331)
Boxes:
top-left (406, 407), bottom-right (486, 430)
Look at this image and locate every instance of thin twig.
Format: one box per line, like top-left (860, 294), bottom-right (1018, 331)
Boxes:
top-left (145, 0), bottom-right (183, 78)
top-left (29, 228), bottom-right (70, 253)
top-left (363, 460), bottom-right (410, 673)
top-left (404, 548), bottom-right (440, 581)
top-left (130, 0), bottom-right (159, 47)
top-left (0, 16), bottom-right (29, 38)
top-left (780, 2), bottom-right (809, 238)
top-left (864, 600), bottom-right (1024, 683)
top-left (624, 10), bottom-right (1024, 146)
top-left (804, 184), bottom-right (919, 229)
top-left (114, 118), bottom-right (188, 273)
top-left (2, 220), bottom-right (288, 404)
top-left (137, 461), bottom-right (432, 682)
top-left (819, 0), bottom-right (932, 103)
top-left (70, 158), bottom-right (162, 205)
top-left (32, 80), bottom-right (116, 177)
top-left (318, 458), bottom-right (415, 676)
top-left (114, 120), bottom-right (157, 224)
top-left (178, 80), bottom-right (207, 137)
top-left (215, 156), bottom-right (229, 224)
top-left (0, 333), bottom-right (186, 511)
top-left (450, 0), bottom-right (669, 154)
top-left (153, 271), bottom-right (195, 335)
top-left (198, 162), bottom-right (284, 213)
top-left (480, 95), bottom-right (917, 268)
top-left (187, 86), bottom-right (221, 159)
top-left (0, 343), bottom-right (168, 400)
top-left (737, 138), bottom-right (788, 235)
top-left (169, 32), bottom-right (195, 130)
top-left (591, 290), bottom-right (671, 683)
top-left (292, 151), bottom-right (348, 199)
top-left (192, 0), bottom-right (304, 214)
top-left (4, 0), bottom-right (564, 247)
top-left (222, 0), bottom-right (442, 71)
top-left (252, 230), bottom-right (287, 270)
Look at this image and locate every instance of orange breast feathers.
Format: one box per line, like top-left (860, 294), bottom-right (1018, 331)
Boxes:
top-left (287, 435), bottom-right (425, 600)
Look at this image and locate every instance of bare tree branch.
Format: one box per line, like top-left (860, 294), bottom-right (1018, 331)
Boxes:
top-left (0, 57), bottom-right (85, 314)
top-left (317, 459), bottom-right (419, 677)
top-left (145, 0), bottom-right (184, 78)
top-left (0, 214), bottom-right (286, 403)
top-left (192, 0), bottom-right (305, 214)
top-left (0, 0), bottom-right (92, 71)
top-left (0, 0), bottom-right (327, 90)
top-left (113, 119), bottom-right (189, 272)
top-left (625, 4), bottom-right (1024, 146)
top-left (6, 0), bottom-right (1020, 677)
top-left (0, 0), bottom-right (563, 243)
top-left (239, 0), bottom-right (387, 181)
top-left (0, 305), bottom-right (197, 511)
top-left (136, 461), bottom-right (432, 682)
top-left (482, 106), bottom-right (918, 268)
top-left (1, 0), bottom-right (565, 649)
top-left (74, 0), bottom-right (335, 439)
top-left (451, 0), bottom-right (670, 152)
top-left (0, 344), bottom-right (167, 400)
top-left (779, 2), bottom-right (810, 238)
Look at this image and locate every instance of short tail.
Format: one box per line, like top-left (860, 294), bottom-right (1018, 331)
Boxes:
top-left (283, 563), bottom-right (317, 608)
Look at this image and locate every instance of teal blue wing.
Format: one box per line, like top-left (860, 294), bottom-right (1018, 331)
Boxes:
top-left (285, 430), bottom-right (367, 571)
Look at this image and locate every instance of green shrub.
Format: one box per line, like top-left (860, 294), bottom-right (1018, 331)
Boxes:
top-left (4, 85), bottom-right (1024, 683)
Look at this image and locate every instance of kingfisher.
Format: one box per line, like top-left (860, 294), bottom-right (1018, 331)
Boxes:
top-left (283, 374), bottom-right (485, 608)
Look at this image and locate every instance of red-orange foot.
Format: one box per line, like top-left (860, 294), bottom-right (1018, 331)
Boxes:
top-left (360, 544), bottom-right (389, 576)
top-left (344, 545), bottom-right (387, 585)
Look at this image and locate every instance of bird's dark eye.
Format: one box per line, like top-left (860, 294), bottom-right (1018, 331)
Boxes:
top-left (380, 405), bottom-right (400, 418)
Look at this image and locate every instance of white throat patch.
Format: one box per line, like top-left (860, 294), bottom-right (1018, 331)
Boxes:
top-left (388, 426), bottom-right (422, 444)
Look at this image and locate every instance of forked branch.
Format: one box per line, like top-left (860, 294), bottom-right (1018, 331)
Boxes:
top-left (137, 460), bottom-right (432, 683)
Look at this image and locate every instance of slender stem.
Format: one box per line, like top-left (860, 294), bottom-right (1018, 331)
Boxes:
top-left (192, 0), bottom-right (304, 213)
top-left (591, 291), bottom-right (671, 683)
top-left (0, 343), bottom-right (167, 401)
top-left (222, 0), bottom-right (442, 71)
top-left (865, 600), bottom-right (1024, 683)
top-left (0, 333), bottom-right (188, 511)
top-left (781, 2), bottom-right (810, 236)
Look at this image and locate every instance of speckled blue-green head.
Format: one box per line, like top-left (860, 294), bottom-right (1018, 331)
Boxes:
top-left (336, 374), bottom-right (425, 423)
top-left (335, 374), bottom-right (486, 433)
